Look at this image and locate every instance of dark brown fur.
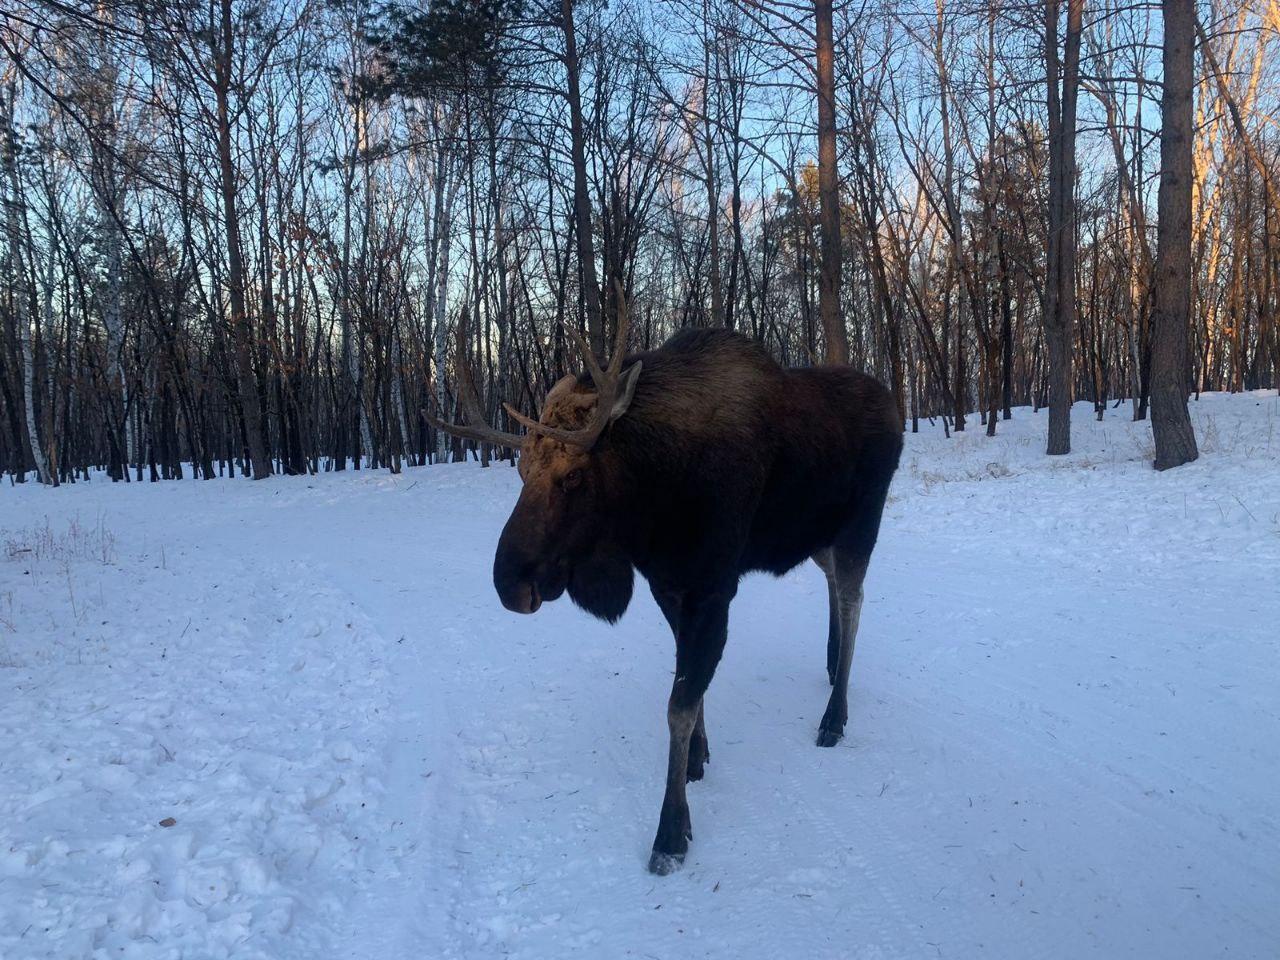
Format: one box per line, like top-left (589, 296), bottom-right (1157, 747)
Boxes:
top-left (491, 327), bottom-right (902, 873)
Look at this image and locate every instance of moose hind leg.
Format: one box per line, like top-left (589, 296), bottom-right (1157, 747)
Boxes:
top-left (686, 701), bottom-right (709, 782)
top-left (826, 586), bottom-right (841, 686)
top-left (813, 549), bottom-right (841, 685)
top-left (816, 552), bottom-right (867, 748)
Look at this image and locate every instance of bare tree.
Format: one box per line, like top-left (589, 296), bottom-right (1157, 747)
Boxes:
top-left (1043, 0), bottom-right (1083, 455)
top-left (814, 0), bottom-right (847, 363)
top-left (1, 0), bottom-right (1276, 483)
top-left (1149, 0), bottom-right (1199, 470)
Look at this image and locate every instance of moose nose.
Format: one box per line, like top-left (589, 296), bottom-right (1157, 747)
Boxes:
top-left (493, 545), bottom-right (541, 615)
top-left (499, 580), bottom-right (542, 615)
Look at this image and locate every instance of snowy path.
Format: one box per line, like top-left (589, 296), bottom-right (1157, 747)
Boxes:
top-left (3, 394), bottom-right (1279, 959)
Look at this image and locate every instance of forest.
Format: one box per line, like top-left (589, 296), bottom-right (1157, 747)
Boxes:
top-left (3, 2), bottom-right (1279, 953)
top-left (1, 0), bottom-right (1276, 483)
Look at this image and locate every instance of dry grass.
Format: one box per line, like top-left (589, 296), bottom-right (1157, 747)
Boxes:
top-left (3, 515), bottom-right (117, 566)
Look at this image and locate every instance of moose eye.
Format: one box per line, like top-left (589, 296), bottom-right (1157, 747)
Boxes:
top-left (560, 469), bottom-right (583, 492)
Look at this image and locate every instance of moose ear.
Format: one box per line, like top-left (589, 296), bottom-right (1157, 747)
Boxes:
top-left (545, 373), bottom-right (579, 403)
top-left (607, 361), bottom-right (643, 422)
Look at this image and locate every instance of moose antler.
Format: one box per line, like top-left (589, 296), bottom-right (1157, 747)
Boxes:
top-left (422, 306), bottom-right (525, 448)
top-left (502, 281), bottom-right (634, 448)
top-left (425, 283), bottom-right (636, 450)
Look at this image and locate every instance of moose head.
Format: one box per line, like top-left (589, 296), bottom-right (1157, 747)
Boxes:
top-left (423, 294), bottom-right (643, 622)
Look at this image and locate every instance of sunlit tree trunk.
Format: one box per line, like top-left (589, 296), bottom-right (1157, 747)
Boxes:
top-left (1149, 0), bottom-right (1199, 469)
top-left (815, 0), bottom-right (847, 364)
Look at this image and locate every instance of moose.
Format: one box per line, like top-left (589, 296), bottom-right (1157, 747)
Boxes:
top-left (426, 296), bottom-right (902, 875)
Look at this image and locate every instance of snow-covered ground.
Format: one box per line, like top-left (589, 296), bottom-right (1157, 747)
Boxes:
top-left (2, 392), bottom-right (1278, 960)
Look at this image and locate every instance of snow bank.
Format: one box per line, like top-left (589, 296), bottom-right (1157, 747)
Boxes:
top-left (1, 516), bottom-right (392, 959)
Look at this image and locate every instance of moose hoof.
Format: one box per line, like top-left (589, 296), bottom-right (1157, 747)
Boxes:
top-left (649, 805), bottom-right (692, 874)
top-left (815, 726), bottom-right (843, 748)
top-left (648, 849), bottom-right (686, 875)
top-left (686, 738), bottom-right (710, 782)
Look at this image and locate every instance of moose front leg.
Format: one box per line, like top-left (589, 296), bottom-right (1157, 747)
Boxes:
top-left (648, 588), bottom-right (731, 875)
top-left (649, 690), bottom-right (699, 875)
top-left (651, 585), bottom-right (710, 784)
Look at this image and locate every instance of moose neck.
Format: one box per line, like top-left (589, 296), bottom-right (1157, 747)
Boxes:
top-left (592, 417), bottom-right (686, 571)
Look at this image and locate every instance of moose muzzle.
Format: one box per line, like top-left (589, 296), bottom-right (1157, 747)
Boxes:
top-left (492, 511), bottom-right (569, 615)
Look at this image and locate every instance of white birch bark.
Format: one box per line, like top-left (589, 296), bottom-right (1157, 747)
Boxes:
top-left (3, 78), bottom-right (52, 484)
top-left (430, 145), bottom-right (462, 463)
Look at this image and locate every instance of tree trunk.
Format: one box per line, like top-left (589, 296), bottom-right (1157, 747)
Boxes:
top-left (3, 78), bottom-right (51, 484)
top-left (1043, 0), bottom-right (1083, 455)
top-left (561, 0), bottom-right (604, 355)
top-left (1150, 0), bottom-right (1200, 469)
top-left (814, 0), bottom-right (847, 364)
top-left (215, 0), bottom-right (270, 479)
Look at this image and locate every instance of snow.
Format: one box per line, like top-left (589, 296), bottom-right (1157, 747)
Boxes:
top-left (2, 391), bottom-right (1278, 959)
